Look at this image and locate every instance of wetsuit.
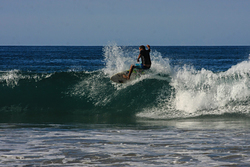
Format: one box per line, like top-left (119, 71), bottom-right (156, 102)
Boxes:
top-left (135, 49), bottom-right (151, 69)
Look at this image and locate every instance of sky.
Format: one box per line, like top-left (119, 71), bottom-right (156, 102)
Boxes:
top-left (0, 0), bottom-right (250, 46)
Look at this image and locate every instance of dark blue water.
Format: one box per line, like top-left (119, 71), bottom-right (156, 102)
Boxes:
top-left (1, 46), bottom-right (249, 73)
top-left (1, 45), bottom-right (250, 166)
top-left (155, 46), bottom-right (250, 72)
top-left (0, 46), bottom-right (103, 72)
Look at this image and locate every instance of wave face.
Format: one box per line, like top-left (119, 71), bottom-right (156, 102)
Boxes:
top-left (1, 45), bottom-right (250, 123)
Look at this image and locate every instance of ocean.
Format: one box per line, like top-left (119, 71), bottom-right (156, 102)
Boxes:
top-left (1, 44), bottom-right (250, 166)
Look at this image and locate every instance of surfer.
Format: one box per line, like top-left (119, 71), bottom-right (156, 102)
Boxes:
top-left (123, 45), bottom-right (151, 80)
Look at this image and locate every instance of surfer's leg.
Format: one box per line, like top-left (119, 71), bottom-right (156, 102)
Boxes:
top-left (123, 65), bottom-right (134, 79)
top-left (128, 65), bottom-right (135, 79)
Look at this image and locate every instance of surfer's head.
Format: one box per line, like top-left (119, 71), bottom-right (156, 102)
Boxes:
top-left (139, 45), bottom-right (145, 51)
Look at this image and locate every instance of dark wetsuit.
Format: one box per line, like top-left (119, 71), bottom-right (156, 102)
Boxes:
top-left (135, 49), bottom-right (151, 69)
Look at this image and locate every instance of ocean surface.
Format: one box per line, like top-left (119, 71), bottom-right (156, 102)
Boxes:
top-left (1, 44), bottom-right (250, 166)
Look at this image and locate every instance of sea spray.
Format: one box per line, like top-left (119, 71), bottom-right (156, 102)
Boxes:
top-left (103, 44), bottom-right (136, 77)
top-left (103, 43), bottom-right (172, 81)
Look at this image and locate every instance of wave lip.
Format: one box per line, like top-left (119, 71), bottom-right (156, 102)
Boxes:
top-left (0, 70), bottom-right (53, 88)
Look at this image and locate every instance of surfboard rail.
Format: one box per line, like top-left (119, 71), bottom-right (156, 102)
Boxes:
top-left (110, 69), bottom-right (144, 83)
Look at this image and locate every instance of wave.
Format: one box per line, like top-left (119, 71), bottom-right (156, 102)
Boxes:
top-left (137, 60), bottom-right (250, 119)
top-left (0, 70), bottom-right (169, 123)
top-left (1, 44), bottom-right (250, 123)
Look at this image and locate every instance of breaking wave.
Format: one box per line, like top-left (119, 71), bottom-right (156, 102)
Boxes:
top-left (1, 44), bottom-right (250, 123)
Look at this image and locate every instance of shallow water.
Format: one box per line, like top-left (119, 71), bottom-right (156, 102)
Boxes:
top-left (1, 118), bottom-right (250, 166)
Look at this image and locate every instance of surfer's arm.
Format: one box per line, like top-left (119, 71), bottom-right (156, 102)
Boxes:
top-left (147, 45), bottom-right (150, 52)
top-left (137, 54), bottom-right (141, 62)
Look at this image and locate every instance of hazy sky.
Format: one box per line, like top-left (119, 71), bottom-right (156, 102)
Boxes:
top-left (1, 0), bottom-right (250, 46)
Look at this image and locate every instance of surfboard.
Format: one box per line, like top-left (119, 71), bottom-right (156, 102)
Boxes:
top-left (110, 69), bottom-right (144, 83)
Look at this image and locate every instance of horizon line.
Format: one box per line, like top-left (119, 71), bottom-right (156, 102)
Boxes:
top-left (0, 44), bottom-right (250, 47)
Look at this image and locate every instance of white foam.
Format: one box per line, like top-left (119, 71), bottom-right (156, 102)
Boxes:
top-left (0, 70), bottom-right (53, 88)
top-left (0, 70), bottom-right (23, 87)
top-left (137, 58), bottom-right (250, 119)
